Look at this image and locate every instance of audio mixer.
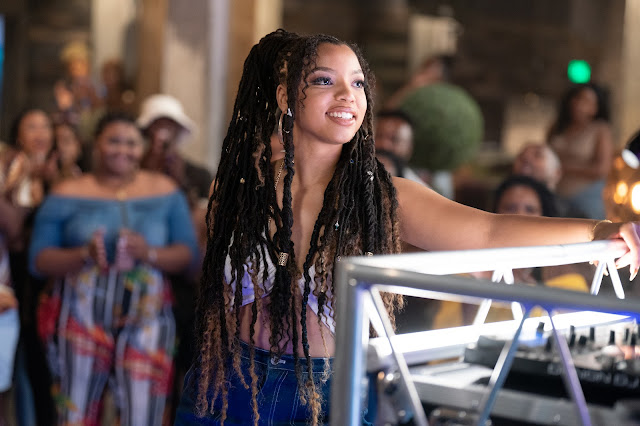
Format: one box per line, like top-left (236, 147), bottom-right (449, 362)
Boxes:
top-left (394, 313), bottom-right (640, 425)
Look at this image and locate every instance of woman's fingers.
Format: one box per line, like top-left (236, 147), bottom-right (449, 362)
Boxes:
top-left (614, 252), bottom-right (632, 269)
top-left (617, 222), bottom-right (640, 280)
top-left (120, 230), bottom-right (148, 260)
top-left (91, 229), bottom-right (108, 269)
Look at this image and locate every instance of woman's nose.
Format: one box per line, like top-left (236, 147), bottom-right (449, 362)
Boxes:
top-left (335, 80), bottom-right (356, 102)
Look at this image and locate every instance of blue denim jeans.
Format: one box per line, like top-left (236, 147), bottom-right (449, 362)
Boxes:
top-left (175, 342), bottom-right (376, 425)
top-left (175, 341), bottom-right (333, 425)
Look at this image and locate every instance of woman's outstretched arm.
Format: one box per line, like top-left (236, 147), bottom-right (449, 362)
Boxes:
top-left (393, 177), bottom-right (640, 274)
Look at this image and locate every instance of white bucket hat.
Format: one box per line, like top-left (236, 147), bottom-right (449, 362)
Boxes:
top-left (137, 94), bottom-right (196, 136)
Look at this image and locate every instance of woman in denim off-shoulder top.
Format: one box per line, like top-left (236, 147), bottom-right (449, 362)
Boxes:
top-left (30, 111), bottom-right (199, 425)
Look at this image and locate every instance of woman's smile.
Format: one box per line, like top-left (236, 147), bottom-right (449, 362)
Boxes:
top-left (326, 108), bottom-right (357, 125)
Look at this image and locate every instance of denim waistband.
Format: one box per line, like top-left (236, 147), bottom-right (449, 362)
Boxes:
top-left (238, 340), bottom-right (333, 372)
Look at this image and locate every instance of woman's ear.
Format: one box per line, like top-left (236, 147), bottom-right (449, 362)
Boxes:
top-left (276, 84), bottom-right (288, 114)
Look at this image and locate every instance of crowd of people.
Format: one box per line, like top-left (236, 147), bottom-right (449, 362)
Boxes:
top-left (0, 40), bottom-right (212, 425)
top-left (0, 30), bottom-right (635, 426)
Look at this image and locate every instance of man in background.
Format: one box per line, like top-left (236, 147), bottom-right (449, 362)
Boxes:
top-left (138, 94), bottom-right (212, 208)
top-left (512, 142), bottom-right (562, 192)
top-left (374, 109), bottom-right (428, 186)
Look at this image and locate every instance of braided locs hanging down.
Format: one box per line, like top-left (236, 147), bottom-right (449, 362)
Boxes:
top-left (194, 30), bottom-right (403, 426)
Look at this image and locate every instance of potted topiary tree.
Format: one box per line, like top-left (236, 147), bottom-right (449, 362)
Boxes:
top-left (400, 83), bottom-right (484, 197)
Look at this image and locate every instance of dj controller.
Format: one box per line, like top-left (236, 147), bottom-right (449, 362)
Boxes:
top-left (370, 312), bottom-right (640, 425)
top-left (334, 240), bottom-right (640, 426)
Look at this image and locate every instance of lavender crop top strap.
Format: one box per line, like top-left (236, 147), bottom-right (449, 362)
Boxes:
top-left (224, 253), bottom-right (336, 334)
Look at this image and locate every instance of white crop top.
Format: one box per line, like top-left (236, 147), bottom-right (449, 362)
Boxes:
top-left (224, 253), bottom-right (336, 334)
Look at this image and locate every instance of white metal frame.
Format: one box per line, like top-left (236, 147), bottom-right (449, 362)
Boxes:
top-left (330, 240), bottom-right (639, 426)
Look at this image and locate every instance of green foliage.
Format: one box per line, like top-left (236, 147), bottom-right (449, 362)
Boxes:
top-left (400, 83), bottom-right (484, 171)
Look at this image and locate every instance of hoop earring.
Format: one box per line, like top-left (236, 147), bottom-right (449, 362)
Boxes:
top-left (278, 108), bottom-right (293, 144)
top-left (284, 108), bottom-right (292, 133)
top-left (277, 112), bottom-right (285, 145)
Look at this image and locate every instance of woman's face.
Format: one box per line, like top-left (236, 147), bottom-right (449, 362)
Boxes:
top-left (496, 185), bottom-right (543, 216)
top-left (290, 43), bottom-right (367, 147)
top-left (55, 124), bottom-right (81, 166)
top-left (18, 110), bottom-right (53, 160)
top-left (570, 88), bottom-right (598, 123)
top-left (95, 121), bottom-right (144, 176)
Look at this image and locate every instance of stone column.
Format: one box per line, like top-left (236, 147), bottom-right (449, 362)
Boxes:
top-left (162, 0), bottom-right (209, 168)
top-left (135, 0), bottom-right (168, 105)
top-left (226, 0), bottom-right (283, 119)
top-left (91, 0), bottom-right (138, 83)
top-left (207, 0), bottom-right (230, 171)
top-left (154, 0), bottom-right (282, 172)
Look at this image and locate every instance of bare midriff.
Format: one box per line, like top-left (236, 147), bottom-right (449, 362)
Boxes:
top-left (238, 295), bottom-right (336, 358)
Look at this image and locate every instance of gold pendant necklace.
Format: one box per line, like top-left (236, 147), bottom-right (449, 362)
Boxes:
top-left (268, 160), bottom-right (285, 230)
top-left (96, 173), bottom-right (135, 201)
top-left (115, 189), bottom-right (127, 201)
top-left (268, 160), bottom-right (288, 266)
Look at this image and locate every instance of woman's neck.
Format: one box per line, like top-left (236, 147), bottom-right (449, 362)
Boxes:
top-left (568, 117), bottom-right (593, 132)
top-left (292, 142), bottom-right (341, 188)
top-left (94, 170), bottom-right (137, 190)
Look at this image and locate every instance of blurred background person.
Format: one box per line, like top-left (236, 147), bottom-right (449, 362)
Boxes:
top-left (374, 109), bottom-right (427, 185)
top-left (0, 148), bottom-right (24, 426)
top-left (548, 83), bottom-right (613, 219)
top-left (512, 142), bottom-right (562, 192)
top-left (4, 108), bottom-right (57, 426)
top-left (511, 142), bottom-right (589, 218)
top-left (100, 58), bottom-right (136, 114)
top-left (4, 109), bottom-right (54, 210)
top-left (493, 174), bottom-right (558, 218)
top-left (52, 41), bottom-right (103, 146)
top-left (138, 94), bottom-right (212, 210)
top-left (48, 120), bottom-right (84, 185)
top-left (30, 112), bottom-right (198, 425)
top-left (0, 284), bottom-right (19, 426)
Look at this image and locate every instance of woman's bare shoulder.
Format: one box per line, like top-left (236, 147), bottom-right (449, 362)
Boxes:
top-left (50, 174), bottom-right (94, 196)
top-left (138, 170), bottom-right (178, 195)
top-left (392, 176), bottom-right (435, 196)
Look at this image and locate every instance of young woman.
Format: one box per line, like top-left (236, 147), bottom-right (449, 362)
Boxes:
top-left (493, 174), bottom-right (558, 218)
top-left (50, 120), bottom-right (84, 183)
top-left (548, 83), bottom-right (614, 219)
top-left (30, 112), bottom-right (198, 425)
top-left (176, 31), bottom-right (640, 425)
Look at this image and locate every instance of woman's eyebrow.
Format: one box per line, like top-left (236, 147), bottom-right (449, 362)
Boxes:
top-left (310, 66), bottom-right (363, 75)
top-left (310, 66), bottom-right (334, 73)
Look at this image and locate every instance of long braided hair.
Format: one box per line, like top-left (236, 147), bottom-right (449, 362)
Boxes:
top-left (194, 30), bottom-right (403, 425)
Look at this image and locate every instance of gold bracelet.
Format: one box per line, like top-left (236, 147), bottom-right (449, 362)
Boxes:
top-left (589, 219), bottom-right (612, 241)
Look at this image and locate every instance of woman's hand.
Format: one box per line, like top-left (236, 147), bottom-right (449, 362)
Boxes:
top-left (118, 229), bottom-right (150, 262)
top-left (87, 229), bottom-right (108, 271)
top-left (592, 221), bottom-right (640, 280)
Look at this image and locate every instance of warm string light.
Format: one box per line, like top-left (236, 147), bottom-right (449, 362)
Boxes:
top-left (604, 151), bottom-right (640, 221)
